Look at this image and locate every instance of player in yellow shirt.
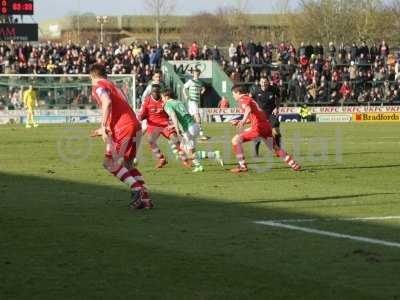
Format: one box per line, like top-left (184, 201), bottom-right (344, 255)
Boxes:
top-left (23, 85), bottom-right (39, 128)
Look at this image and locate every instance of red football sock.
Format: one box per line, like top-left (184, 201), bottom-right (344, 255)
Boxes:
top-left (277, 149), bottom-right (300, 169)
top-left (111, 165), bottom-right (143, 191)
top-left (233, 144), bottom-right (246, 167)
top-left (149, 142), bottom-right (164, 160)
top-left (129, 168), bottom-right (145, 185)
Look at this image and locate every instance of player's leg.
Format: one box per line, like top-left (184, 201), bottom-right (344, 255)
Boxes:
top-left (186, 146), bottom-right (203, 172)
top-left (189, 100), bottom-right (209, 140)
top-left (122, 129), bottom-right (153, 209)
top-left (26, 108), bottom-right (33, 128)
top-left (162, 127), bottom-right (189, 165)
top-left (261, 129), bottom-right (301, 171)
top-left (147, 126), bottom-right (167, 168)
top-left (183, 124), bottom-right (203, 172)
top-left (231, 134), bottom-right (249, 173)
top-left (272, 127), bottom-right (281, 149)
top-left (169, 135), bottom-right (189, 163)
top-left (31, 108), bottom-right (38, 128)
top-left (231, 129), bottom-right (260, 173)
top-left (102, 139), bottom-right (146, 210)
top-left (270, 114), bottom-right (281, 148)
top-left (254, 140), bottom-right (261, 157)
top-left (195, 150), bottom-right (224, 167)
top-left (255, 115), bottom-right (280, 156)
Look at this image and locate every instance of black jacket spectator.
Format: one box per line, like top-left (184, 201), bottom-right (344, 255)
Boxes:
top-left (314, 43), bottom-right (324, 56)
top-left (358, 42), bottom-right (369, 58)
top-left (305, 44), bottom-right (314, 59)
top-left (350, 43), bottom-right (358, 60)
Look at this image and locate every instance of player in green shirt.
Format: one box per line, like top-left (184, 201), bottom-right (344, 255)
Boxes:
top-left (183, 68), bottom-right (210, 141)
top-left (162, 89), bottom-right (223, 172)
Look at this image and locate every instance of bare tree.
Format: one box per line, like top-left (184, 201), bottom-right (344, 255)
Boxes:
top-left (285, 0), bottom-right (393, 45)
top-left (274, 0), bottom-right (291, 14)
top-left (234, 0), bottom-right (249, 12)
top-left (65, 11), bottom-right (80, 43)
top-left (181, 11), bottom-right (232, 46)
top-left (220, 0), bottom-right (251, 42)
top-left (384, 0), bottom-right (400, 43)
top-left (144, 0), bottom-right (175, 44)
top-left (272, 0), bottom-right (292, 41)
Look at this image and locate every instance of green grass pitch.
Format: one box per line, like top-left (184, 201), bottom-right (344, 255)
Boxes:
top-left (1, 122), bottom-right (399, 299)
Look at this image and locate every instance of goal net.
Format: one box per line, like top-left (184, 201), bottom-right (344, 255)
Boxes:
top-left (0, 74), bottom-right (137, 110)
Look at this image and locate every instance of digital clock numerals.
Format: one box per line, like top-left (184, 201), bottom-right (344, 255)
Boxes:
top-left (23, 3), bottom-right (33, 11)
top-left (1, 0), bottom-right (9, 15)
top-left (12, 2), bottom-right (33, 12)
top-left (1, 1), bottom-right (34, 15)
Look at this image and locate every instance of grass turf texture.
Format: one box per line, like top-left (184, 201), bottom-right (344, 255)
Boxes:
top-left (0, 123), bottom-right (399, 299)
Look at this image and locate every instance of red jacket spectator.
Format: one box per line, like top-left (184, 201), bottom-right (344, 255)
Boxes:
top-left (271, 72), bottom-right (280, 86)
top-left (300, 55), bottom-right (309, 67)
top-left (339, 82), bottom-right (351, 99)
top-left (189, 42), bottom-right (199, 60)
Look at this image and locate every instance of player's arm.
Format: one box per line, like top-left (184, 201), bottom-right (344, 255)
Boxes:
top-left (200, 84), bottom-right (206, 95)
top-left (166, 108), bottom-right (181, 137)
top-left (92, 91), bottom-right (112, 142)
top-left (183, 81), bottom-right (190, 100)
top-left (238, 105), bottom-right (251, 128)
top-left (137, 101), bottom-right (148, 121)
top-left (100, 93), bottom-right (112, 132)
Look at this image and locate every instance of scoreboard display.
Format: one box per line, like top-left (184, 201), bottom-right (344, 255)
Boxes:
top-left (1, 0), bottom-right (34, 15)
top-left (0, 23), bottom-right (38, 41)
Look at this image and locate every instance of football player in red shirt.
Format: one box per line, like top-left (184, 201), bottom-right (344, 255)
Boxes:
top-left (138, 84), bottom-right (189, 168)
top-left (90, 64), bottom-right (153, 209)
top-left (230, 84), bottom-right (301, 173)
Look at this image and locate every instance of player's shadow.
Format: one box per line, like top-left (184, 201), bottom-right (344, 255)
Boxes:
top-left (1, 171), bottom-right (400, 299)
top-left (237, 193), bottom-right (397, 205)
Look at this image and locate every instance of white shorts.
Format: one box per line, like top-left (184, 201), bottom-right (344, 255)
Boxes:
top-left (182, 123), bottom-right (200, 151)
top-left (187, 100), bottom-right (200, 116)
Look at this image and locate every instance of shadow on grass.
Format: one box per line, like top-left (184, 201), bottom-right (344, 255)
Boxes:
top-left (308, 164), bottom-right (400, 171)
top-left (0, 171), bottom-right (399, 300)
top-left (235, 193), bottom-right (397, 205)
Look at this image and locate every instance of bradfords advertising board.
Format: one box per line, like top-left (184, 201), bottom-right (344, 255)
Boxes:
top-left (169, 60), bottom-right (213, 79)
top-left (317, 114), bottom-right (353, 123)
top-left (353, 113), bottom-right (400, 122)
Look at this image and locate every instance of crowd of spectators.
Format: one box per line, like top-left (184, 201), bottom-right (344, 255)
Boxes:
top-left (222, 40), bottom-right (400, 105)
top-left (1, 39), bottom-right (400, 110)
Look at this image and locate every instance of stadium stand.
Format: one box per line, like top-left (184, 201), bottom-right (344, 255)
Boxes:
top-left (0, 40), bottom-right (399, 110)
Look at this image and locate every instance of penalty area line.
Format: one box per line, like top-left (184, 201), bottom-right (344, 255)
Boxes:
top-left (255, 221), bottom-right (400, 248)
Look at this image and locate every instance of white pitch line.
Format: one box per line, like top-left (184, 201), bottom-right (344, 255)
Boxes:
top-left (255, 221), bottom-right (400, 248)
top-left (263, 216), bottom-right (400, 223)
top-left (342, 216), bottom-right (400, 221)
